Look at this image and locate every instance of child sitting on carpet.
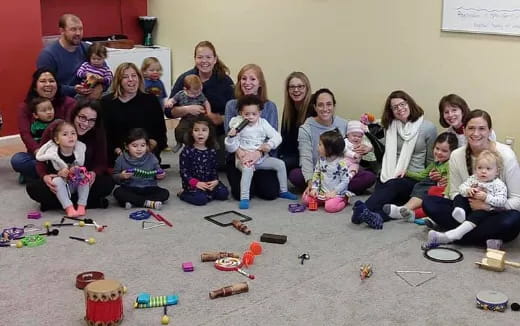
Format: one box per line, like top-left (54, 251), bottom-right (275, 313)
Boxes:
top-left (36, 121), bottom-right (91, 217)
top-left (303, 129), bottom-right (352, 213)
top-left (426, 149), bottom-right (507, 246)
top-left (383, 132), bottom-right (458, 222)
top-left (112, 128), bottom-right (169, 209)
top-left (178, 116), bottom-right (229, 205)
top-left (225, 95), bottom-right (297, 209)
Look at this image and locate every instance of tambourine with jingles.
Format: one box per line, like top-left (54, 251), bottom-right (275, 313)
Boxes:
top-left (84, 279), bottom-right (125, 325)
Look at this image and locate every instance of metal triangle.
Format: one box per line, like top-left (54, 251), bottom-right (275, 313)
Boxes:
top-left (394, 270), bottom-right (436, 287)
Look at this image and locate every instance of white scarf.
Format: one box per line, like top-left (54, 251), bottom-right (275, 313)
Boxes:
top-left (380, 116), bottom-right (423, 183)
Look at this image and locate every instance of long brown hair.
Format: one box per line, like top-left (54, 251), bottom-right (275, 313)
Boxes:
top-left (194, 41), bottom-right (230, 78)
top-left (282, 72), bottom-right (313, 131)
top-left (381, 90), bottom-right (423, 129)
top-left (463, 109), bottom-right (493, 175)
top-left (235, 64), bottom-right (268, 103)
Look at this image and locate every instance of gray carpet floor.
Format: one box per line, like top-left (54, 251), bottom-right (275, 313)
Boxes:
top-left (1, 147), bottom-right (520, 326)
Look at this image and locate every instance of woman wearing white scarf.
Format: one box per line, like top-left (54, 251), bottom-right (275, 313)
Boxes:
top-left (351, 90), bottom-right (437, 229)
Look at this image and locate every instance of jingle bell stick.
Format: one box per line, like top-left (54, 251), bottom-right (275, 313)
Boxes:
top-left (209, 282), bottom-right (249, 299)
top-left (231, 219), bottom-right (251, 235)
top-left (201, 251), bottom-right (240, 262)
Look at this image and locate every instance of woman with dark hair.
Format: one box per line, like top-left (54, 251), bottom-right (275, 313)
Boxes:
top-left (351, 90), bottom-right (437, 229)
top-left (101, 62), bottom-right (167, 166)
top-left (26, 99), bottom-right (114, 210)
top-left (290, 88), bottom-right (376, 195)
top-left (11, 68), bottom-right (76, 180)
top-left (422, 110), bottom-right (520, 246)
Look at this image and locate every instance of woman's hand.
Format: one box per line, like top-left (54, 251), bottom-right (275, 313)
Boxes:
top-left (164, 98), bottom-right (175, 109)
top-left (395, 170), bottom-right (406, 178)
top-left (57, 168), bottom-right (69, 178)
top-left (43, 174), bottom-right (58, 194)
top-left (468, 198), bottom-right (491, 211)
top-left (89, 171), bottom-right (96, 186)
top-left (207, 112), bottom-right (222, 125)
top-left (353, 143), bottom-right (371, 156)
top-left (188, 105), bottom-right (206, 115)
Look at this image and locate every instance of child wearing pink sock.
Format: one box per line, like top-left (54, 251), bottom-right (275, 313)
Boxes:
top-left (303, 129), bottom-right (352, 213)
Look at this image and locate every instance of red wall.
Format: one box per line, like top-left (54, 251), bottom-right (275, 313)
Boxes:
top-left (0, 1), bottom-right (43, 136)
top-left (41, 0), bottom-right (147, 44)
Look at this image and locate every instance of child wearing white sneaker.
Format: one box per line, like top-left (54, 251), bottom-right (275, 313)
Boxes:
top-left (427, 149), bottom-right (507, 245)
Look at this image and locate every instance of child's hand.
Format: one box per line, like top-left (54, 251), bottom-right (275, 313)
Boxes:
top-left (228, 128), bottom-right (237, 137)
top-left (309, 189), bottom-right (318, 198)
top-left (164, 98), bottom-right (174, 109)
top-left (121, 170), bottom-right (133, 180)
top-left (115, 147), bottom-right (123, 156)
top-left (429, 169), bottom-right (441, 181)
top-left (474, 190), bottom-right (487, 201)
top-left (156, 170), bottom-right (166, 180)
top-left (437, 177), bottom-right (448, 187)
top-left (206, 180), bottom-right (219, 190)
top-left (88, 171), bottom-right (96, 186)
top-left (258, 144), bottom-right (271, 153)
top-left (467, 187), bottom-right (477, 198)
top-left (57, 168), bottom-right (69, 178)
top-left (196, 181), bottom-right (210, 191)
top-left (325, 191), bottom-right (337, 199)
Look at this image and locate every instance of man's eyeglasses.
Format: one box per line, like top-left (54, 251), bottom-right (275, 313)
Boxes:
top-left (77, 114), bottom-right (97, 125)
top-left (391, 101), bottom-right (407, 111)
top-left (288, 85), bottom-right (305, 91)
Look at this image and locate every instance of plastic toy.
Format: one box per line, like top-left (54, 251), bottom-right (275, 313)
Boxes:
top-left (0, 238), bottom-right (23, 248)
top-left (142, 221), bottom-right (165, 230)
top-left (76, 271), bottom-right (105, 289)
top-left (69, 236), bottom-right (96, 245)
top-left (232, 219), bottom-right (251, 235)
top-left (511, 302), bottom-right (520, 311)
top-left (475, 248), bottom-right (520, 272)
top-left (27, 211), bottom-right (42, 219)
top-left (476, 290), bottom-right (508, 312)
top-left (2, 227), bottom-right (24, 240)
top-left (52, 221), bottom-right (86, 227)
top-left (298, 253), bottom-right (310, 265)
top-left (148, 210), bottom-right (172, 227)
top-left (84, 279), bottom-right (125, 325)
top-left (308, 197), bottom-right (318, 211)
top-left (126, 168), bottom-right (164, 178)
top-left (209, 282), bottom-right (249, 299)
top-left (129, 210), bottom-right (151, 220)
top-left (360, 264), bottom-right (373, 279)
top-left (161, 306), bottom-right (170, 324)
top-left (288, 203), bottom-right (306, 213)
top-left (201, 252), bottom-right (240, 262)
top-left (68, 166), bottom-right (93, 187)
top-left (204, 210), bottom-right (252, 227)
top-left (182, 262), bottom-right (194, 272)
top-left (260, 233), bottom-right (287, 244)
top-left (134, 293), bottom-right (179, 308)
top-left (214, 257), bottom-right (243, 271)
top-left (20, 234), bottom-right (46, 247)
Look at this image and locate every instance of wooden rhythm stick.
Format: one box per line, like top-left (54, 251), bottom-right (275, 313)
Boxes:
top-left (231, 219), bottom-right (251, 235)
top-left (209, 282), bottom-right (249, 299)
top-left (201, 252), bottom-right (240, 262)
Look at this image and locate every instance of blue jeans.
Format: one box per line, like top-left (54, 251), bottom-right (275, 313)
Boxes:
top-left (179, 182), bottom-right (229, 206)
top-left (10, 152), bottom-right (38, 179)
top-left (422, 195), bottom-right (520, 245)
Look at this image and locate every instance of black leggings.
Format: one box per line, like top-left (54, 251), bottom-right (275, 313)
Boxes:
top-left (225, 156), bottom-right (279, 201)
top-left (26, 174), bottom-right (114, 210)
top-left (113, 186), bottom-right (170, 207)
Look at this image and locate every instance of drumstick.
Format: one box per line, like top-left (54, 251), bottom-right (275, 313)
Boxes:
top-left (69, 236), bottom-right (96, 245)
top-left (236, 268), bottom-right (255, 279)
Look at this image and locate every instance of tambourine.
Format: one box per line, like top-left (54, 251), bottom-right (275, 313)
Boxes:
top-left (476, 290), bottom-right (508, 312)
top-left (84, 279), bottom-right (124, 325)
top-left (129, 210), bottom-right (151, 220)
top-left (214, 257), bottom-right (243, 271)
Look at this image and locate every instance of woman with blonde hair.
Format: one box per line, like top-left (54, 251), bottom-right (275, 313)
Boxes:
top-left (279, 72), bottom-right (315, 172)
top-left (224, 64), bottom-right (280, 201)
top-left (101, 62), bottom-right (167, 165)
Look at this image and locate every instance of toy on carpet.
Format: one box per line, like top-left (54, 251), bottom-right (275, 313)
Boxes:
top-left (126, 168), bottom-right (164, 178)
top-left (129, 210), bottom-right (151, 220)
top-left (360, 264), bottom-right (373, 279)
top-left (288, 203), bottom-right (306, 213)
top-left (142, 220), bottom-right (166, 230)
top-left (148, 209), bottom-right (172, 227)
top-left (76, 271), bottom-right (105, 289)
top-left (69, 236), bottom-right (96, 245)
top-left (475, 248), bottom-right (520, 272)
top-left (134, 292), bottom-right (179, 308)
top-left (511, 302), bottom-right (520, 311)
top-left (204, 210), bottom-right (252, 227)
top-left (201, 251), bottom-right (240, 262)
top-left (298, 253), bottom-right (310, 265)
top-left (52, 221), bottom-right (86, 227)
top-left (0, 238), bottom-right (24, 248)
top-left (209, 282), bottom-right (249, 299)
top-left (214, 257), bottom-right (255, 279)
top-left (307, 197), bottom-right (318, 211)
top-left (27, 211), bottom-right (42, 219)
top-left (161, 306), bottom-right (170, 325)
top-left (260, 233), bottom-right (287, 244)
top-left (394, 270), bottom-right (436, 287)
top-left (231, 219), bottom-right (251, 235)
top-left (242, 242), bottom-right (262, 267)
top-left (2, 227), bottom-right (24, 240)
top-left (476, 290), bottom-right (508, 312)
top-left (84, 279), bottom-right (125, 325)
top-left (182, 262), bottom-right (194, 272)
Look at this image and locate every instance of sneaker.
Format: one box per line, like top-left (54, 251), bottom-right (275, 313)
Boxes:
top-left (125, 202), bottom-right (133, 210)
top-left (351, 200), bottom-right (367, 224)
top-left (279, 191), bottom-right (298, 200)
top-left (239, 199), bottom-right (250, 209)
top-left (171, 143), bottom-right (183, 153)
top-left (361, 210), bottom-right (384, 230)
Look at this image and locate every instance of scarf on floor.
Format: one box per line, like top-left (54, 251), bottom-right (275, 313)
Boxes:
top-left (380, 116), bottom-right (423, 183)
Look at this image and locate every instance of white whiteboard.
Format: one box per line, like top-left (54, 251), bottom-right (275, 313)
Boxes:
top-left (442, 0), bottom-right (520, 36)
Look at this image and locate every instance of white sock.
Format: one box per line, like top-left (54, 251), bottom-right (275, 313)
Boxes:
top-left (399, 207), bottom-right (415, 222)
top-left (384, 204), bottom-right (403, 219)
top-left (428, 230), bottom-right (451, 244)
top-left (445, 221), bottom-right (476, 241)
top-left (452, 207), bottom-right (466, 223)
top-left (144, 200), bottom-right (162, 210)
top-left (125, 202), bottom-right (133, 209)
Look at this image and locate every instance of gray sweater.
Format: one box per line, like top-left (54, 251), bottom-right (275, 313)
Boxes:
top-left (298, 116), bottom-right (348, 182)
top-left (113, 152), bottom-right (161, 188)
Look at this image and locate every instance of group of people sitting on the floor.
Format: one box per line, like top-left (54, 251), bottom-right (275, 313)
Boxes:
top-left (9, 14), bottom-right (520, 249)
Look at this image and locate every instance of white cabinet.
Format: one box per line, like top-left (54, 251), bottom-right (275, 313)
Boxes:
top-left (106, 46), bottom-right (172, 94)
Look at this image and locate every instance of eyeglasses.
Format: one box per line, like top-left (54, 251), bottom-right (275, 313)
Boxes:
top-left (391, 101), bottom-right (407, 111)
top-left (77, 114), bottom-right (97, 125)
top-left (288, 84), bottom-right (306, 91)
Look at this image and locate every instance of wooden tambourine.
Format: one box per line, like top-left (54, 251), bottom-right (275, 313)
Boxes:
top-left (476, 290), bottom-right (508, 312)
top-left (214, 257), bottom-right (243, 271)
top-left (84, 279), bottom-right (125, 325)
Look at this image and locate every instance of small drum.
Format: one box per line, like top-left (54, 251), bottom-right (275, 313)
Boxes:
top-left (84, 279), bottom-right (124, 325)
top-left (476, 290), bottom-right (508, 312)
